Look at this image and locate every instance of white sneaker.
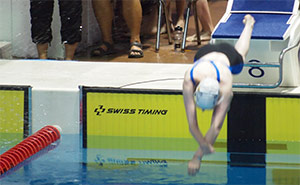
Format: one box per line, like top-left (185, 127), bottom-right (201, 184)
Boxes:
top-left (186, 32), bottom-right (211, 42)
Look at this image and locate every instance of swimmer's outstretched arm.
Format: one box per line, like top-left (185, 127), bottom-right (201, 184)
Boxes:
top-left (182, 76), bottom-right (208, 148)
top-left (183, 72), bottom-right (215, 176)
top-left (205, 87), bottom-right (233, 147)
top-left (234, 14), bottom-right (255, 60)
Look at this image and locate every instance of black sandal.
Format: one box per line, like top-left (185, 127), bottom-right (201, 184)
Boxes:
top-left (128, 41), bottom-right (144, 58)
top-left (91, 41), bottom-right (114, 57)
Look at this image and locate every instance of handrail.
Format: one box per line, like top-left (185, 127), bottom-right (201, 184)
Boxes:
top-left (233, 38), bottom-right (300, 88)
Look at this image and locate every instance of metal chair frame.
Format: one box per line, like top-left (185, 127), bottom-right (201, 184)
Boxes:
top-left (181, 0), bottom-right (201, 52)
top-left (156, 0), bottom-right (173, 52)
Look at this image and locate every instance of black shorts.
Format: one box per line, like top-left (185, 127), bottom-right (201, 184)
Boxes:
top-left (30, 0), bottom-right (82, 44)
top-left (194, 43), bottom-right (244, 74)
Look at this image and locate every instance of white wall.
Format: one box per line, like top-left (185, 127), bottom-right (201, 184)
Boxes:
top-left (32, 89), bottom-right (80, 134)
top-left (0, 0), bottom-right (12, 41)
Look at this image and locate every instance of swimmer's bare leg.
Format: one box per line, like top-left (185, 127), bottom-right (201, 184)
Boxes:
top-left (234, 14), bottom-right (255, 60)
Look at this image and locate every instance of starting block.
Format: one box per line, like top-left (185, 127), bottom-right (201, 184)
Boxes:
top-left (212, 0), bottom-right (300, 88)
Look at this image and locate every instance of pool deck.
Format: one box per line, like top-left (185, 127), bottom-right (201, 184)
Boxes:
top-left (0, 59), bottom-right (299, 93)
top-left (0, 59), bottom-right (299, 134)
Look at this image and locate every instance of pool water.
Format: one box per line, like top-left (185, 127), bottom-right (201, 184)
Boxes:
top-left (0, 134), bottom-right (299, 185)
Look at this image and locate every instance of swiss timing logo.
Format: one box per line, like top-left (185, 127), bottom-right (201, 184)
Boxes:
top-left (94, 105), bottom-right (168, 116)
top-left (94, 105), bottom-right (106, 116)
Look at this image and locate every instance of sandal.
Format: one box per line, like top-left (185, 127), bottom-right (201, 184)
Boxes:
top-left (128, 41), bottom-right (144, 58)
top-left (91, 41), bottom-right (114, 57)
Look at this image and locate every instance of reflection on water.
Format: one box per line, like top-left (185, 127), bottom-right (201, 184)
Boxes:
top-left (0, 134), bottom-right (299, 185)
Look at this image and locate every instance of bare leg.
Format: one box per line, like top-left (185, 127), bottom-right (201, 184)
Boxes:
top-left (161, 0), bottom-right (174, 33)
top-left (92, 0), bottom-right (114, 51)
top-left (37, 43), bottom-right (48, 59)
top-left (165, 0), bottom-right (173, 25)
top-left (235, 14), bottom-right (255, 60)
top-left (196, 0), bottom-right (213, 33)
top-left (175, 0), bottom-right (185, 28)
top-left (122, 0), bottom-right (142, 43)
top-left (165, 0), bottom-right (185, 29)
top-left (187, 0), bottom-right (213, 42)
top-left (122, 0), bottom-right (143, 57)
top-left (65, 43), bottom-right (78, 60)
top-left (141, 5), bottom-right (157, 35)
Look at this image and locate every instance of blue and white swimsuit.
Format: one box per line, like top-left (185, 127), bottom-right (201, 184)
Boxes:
top-left (190, 60), bottom-right (221, 85)
top-left (190, 43), bottom-right (244, 85)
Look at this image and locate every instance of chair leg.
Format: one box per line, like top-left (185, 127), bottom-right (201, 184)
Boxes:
top-left (181, 0), bottom-right (201, 52)
top-left (162, 0), bottom-right (172, 45)
top-left (156, 0), bottom-right (173, 52)
top-left (155, 0), bottom-right (163, 52)
top-left (181, 0), bottom-right (192, 52)
top-left (193, 0), bottom-right (201, 45)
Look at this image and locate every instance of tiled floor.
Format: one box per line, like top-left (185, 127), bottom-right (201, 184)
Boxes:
top-left (77, 0), bottom-right (228, 64)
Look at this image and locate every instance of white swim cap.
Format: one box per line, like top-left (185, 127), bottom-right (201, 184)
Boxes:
top-left (194, 78), bottom-right (220, 110)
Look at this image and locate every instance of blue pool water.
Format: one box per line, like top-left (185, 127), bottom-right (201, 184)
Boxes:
top-left (0, 135), bottom-right (299, 185)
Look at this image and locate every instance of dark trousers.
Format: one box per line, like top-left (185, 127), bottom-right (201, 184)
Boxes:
top-left (30, 0), bottom-right (82, 44)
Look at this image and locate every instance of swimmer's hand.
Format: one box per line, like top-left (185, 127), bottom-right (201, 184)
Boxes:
top-left (188, 156), bottom-right (201, 176)
top-left (188, 143), bottom-right (214, 176)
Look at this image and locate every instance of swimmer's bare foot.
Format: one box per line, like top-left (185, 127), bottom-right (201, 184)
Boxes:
top-left (243, 14), bottom-right (255, 28)
top-left (188, 155), bottom-right (201, 176)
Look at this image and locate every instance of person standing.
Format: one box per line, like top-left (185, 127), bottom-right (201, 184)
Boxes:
top-left (30, 0), bottom-right (82, 60)
top-left (91, 0), bottom-right (144, 58)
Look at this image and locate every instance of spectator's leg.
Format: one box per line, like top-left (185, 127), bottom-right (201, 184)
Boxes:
top-left (187, 0), bottom-right (213, 42)
top-left (122, 0), bottom-right (143, 58)
top-left (36, 43), bottom-right (48, 60)
top-left (30, 0), bottom-right (54, 59)
top-left (92, 0), bottom-right (114, 50)
top-left (175, 0), bottom-right (185, 28)
top-left (140, 0), bottom-right (158, 36)
top-left (59, 0), bottom-right (82, 60)
top-left (196, 0), bottom-right (213, 34)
